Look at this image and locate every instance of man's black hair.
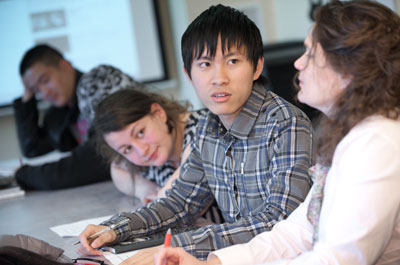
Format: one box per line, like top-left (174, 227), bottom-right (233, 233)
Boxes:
top-left (19, 44), bottom-right (64, 76)
top-left (181, 4), bottom-right (263, 78)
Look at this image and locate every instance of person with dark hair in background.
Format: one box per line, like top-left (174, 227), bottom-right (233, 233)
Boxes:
top-left (156, 1), bottom-right (400, 264)
top-left (11, 44), bottom-right (143, 190)
top-left (77, 4), bottom-right (313, 264)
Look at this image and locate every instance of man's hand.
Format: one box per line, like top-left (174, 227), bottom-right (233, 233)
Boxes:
top-left (22, 86), bottom-right (34, 103)
top-left (120, 245), bottom-right (162, 265)
top-left (154, 247), bottom-right (221, 265)
top-left (77, 224), bottom-right (117, 256)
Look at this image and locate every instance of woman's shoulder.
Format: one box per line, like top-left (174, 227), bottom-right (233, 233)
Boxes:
top-left (351, 115), bottom-right (400, 140)
top-left (337, 115), bottom-right (400, 155)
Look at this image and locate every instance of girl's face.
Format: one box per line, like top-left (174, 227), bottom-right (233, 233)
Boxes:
top-left (294, 31), bottom-right (350, 116)
top-left (104, 103), bottom-right (174, 167)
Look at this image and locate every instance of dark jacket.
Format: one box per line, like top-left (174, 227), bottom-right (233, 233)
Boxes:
top-left (12, 70), bottom-right (110, 190)
top-left (13, 96), bottom-right (80, 157)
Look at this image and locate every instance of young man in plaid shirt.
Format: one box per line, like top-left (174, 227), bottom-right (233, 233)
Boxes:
top-left (79, 4), bottom-right (313, 263)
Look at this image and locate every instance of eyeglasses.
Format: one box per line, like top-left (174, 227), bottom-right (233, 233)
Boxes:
top-left (72, 257), bottom-right (105, 265)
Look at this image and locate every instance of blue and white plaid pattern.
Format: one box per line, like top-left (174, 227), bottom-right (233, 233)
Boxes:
top-left (102, 82), bottom-right (313, 259)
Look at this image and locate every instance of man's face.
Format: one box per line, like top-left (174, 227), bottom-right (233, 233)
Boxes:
top-left (22, 61), bottom-right (75, 107)
top-left (186, 39), bottom-right (264, 129)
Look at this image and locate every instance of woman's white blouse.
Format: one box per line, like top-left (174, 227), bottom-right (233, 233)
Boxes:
top-left (210, 116), bottom-right (400, 265)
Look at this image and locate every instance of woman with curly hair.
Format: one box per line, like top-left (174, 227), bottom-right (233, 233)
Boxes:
top-left (156, 1), bottom-right (400, 264)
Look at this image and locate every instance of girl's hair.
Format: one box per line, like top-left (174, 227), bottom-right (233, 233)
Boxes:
top-left (311, 0), bottom-right (400, 165)
top-left (92, 89), bottom-right (190, 171)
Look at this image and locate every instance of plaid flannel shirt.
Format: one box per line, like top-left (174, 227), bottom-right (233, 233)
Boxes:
top-left (102, 82), bottom-right (313, 259)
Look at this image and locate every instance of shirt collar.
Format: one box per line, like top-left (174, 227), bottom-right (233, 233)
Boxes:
top-left (206, 81), bottom-right (267, 140)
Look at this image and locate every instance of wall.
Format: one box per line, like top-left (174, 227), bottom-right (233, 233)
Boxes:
top-left (0, 111), bottom-right (21, 160)
top-left (181, 0), bottom-right (314, 43)
top-left (184, 0), bottom-right (277, 42)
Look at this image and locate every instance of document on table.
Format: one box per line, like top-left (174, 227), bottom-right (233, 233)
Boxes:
top-left (51, 216), bottom-right (153, 265)
top-left (104, 250), bottom-right (139, 265)
top-left (50, 215), bottom-right (112, 237)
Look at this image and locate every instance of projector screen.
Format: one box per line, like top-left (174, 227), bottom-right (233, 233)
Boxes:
top-left (0, 0), bottom-right (167, 108)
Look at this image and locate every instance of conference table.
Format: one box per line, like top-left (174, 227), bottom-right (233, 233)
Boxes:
top-left (0, 180), bottom-right (142, 261)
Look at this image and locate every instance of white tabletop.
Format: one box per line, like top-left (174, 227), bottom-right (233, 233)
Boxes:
top-left (0, 181), bottom-right (142, 259)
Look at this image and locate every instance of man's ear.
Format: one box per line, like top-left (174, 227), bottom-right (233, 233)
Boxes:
top-left (253, 57), bottom-right (264, 81)
top-left (151, 103), bottom-right (167, 123)
top-left (59, 59), bottom-right (72, 72)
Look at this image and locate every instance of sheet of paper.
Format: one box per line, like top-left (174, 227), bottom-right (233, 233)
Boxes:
top-left (104, 250), bottom-right (139, 265)
top-left (50, 215), bottom-right (112, 237)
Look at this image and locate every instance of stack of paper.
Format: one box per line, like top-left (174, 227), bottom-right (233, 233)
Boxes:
top-left (0, 185), bottom-right (25, 200)
top-left (0, 174), bottom-right (25, 201)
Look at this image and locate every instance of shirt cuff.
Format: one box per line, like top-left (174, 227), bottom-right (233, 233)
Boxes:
top-left (171, 231), bottom-right (196, 255)
top-left (100, 214), bottom-right (136, 243)
top-left (208, 244), bottom-right (254, 265)
top-left (207, 252), bottom-right (219, 261)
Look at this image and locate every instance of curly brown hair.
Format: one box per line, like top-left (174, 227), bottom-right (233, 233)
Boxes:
top-left (92, 89), bottom-right (190, 174)
top-left (311, 0), bottom-right (400, 165)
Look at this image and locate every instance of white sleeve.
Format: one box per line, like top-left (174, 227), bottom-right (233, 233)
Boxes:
top-left (303, 127), bottom-right (400, 265)
top-left (266, 125), bottom-right (400, 265)
top-left (211, 121), bottom-right (400, 265)
top-left (209, 191), bottom-right (314, 265)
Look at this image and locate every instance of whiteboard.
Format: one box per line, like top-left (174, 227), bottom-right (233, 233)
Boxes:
top-left (0, 0), bottom-right (166, 107)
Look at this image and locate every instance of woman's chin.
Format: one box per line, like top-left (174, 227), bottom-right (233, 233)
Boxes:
top-left (152, 158), bottom-right (168, 167)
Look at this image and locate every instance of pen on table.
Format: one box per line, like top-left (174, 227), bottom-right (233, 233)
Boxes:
top-left (74, 226), bottom-right (112, 245)
top-left (74, 219), bottom-right (129, 245)
top-left (162, 228), bottom-right (172, 265)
